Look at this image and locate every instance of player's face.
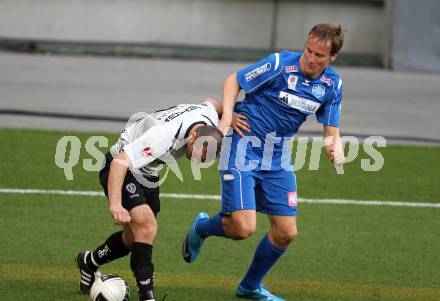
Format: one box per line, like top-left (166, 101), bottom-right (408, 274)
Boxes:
top-left (186, 141), bottom-right (207, 163)
top-left (300, 35), bottom-right (337, 78)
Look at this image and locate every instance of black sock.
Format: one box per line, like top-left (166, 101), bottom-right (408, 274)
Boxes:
top-left (130, 242), bottom-right (154, 300)
top-left (86, 231), bottom-right (130, 270)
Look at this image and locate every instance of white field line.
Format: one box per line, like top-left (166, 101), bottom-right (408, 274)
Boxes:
top-left (1, 188), bottom-right (439, 208)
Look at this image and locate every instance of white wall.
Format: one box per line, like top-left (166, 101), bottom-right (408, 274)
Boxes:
top-left (387, 0), bottom-right (440, 72)
top-left (0, 0), bottom-right (383, 54)
top-left (277, 1), bottom-right (384, 54)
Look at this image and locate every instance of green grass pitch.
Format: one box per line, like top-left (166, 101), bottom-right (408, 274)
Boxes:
top-left (1, 128), bottom-right (439, 301)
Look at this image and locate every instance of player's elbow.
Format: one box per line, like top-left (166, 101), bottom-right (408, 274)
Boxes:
top-left (111, 151), bottom-right (132, 169)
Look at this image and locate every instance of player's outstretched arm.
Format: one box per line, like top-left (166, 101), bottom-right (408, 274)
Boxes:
top-left (108, 151), bottom-right (132, 224)
top-left (323, 125), bottom-right (345, 165)
top-left (218, 73), bottom-right (240, 135)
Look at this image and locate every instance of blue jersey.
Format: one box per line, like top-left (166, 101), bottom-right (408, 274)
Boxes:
top-left (230, 51), bottom-right (344, 171)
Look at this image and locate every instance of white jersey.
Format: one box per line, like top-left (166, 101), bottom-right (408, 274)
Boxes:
top-left (110, 102), bottom-right (218, 176)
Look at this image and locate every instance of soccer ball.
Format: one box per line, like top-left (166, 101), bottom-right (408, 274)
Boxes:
top-left (90, 273), bottom-right (130, 301)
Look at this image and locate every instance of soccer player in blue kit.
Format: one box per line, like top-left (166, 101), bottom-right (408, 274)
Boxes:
top-left (182, 24), bottom-right (346, 300)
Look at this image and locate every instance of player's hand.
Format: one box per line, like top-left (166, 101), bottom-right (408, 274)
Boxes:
top-left (231, 113), bottom-right (251, 138)
top-left (218, 118), bottom-right (231, 136)
top-left (324, 136), bottom-right (345, 165)
top-left (109, 205), bottom-right (131, 224)
top-left (333, 137), bottom-right (345, 165)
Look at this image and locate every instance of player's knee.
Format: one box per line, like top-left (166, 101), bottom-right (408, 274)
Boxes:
top-left (130, 219), bottom-right (157, 241)
top-left (134, 225), bottom-right (157, 242)
top-left (274, 226), bottom-right (297, 246)
top-left (232, 228), bottom-right (255, 240)
top-left (230, 219), bottom-right (256, 240)
top-left (285, 226), bottom-right (298, 243)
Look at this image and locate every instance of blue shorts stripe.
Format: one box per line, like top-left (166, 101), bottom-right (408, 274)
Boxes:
top-left (231, 168), bottom-right (244, 210)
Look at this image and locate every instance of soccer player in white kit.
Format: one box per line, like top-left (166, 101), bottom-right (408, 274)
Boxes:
top-left (76, 99), bottom-right (223, 301)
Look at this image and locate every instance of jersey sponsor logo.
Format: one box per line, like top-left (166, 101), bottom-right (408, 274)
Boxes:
top-left (164, 106), bottom-right (201, 122)
top-left (143, 147), bottom-right (153, 157)
top-left (245, 63), bottom-right (271, 82)
top-left (284, 65), bottom-right (298, 73)
top-left (287, 75), bottom-right (298, 91)
top-left (98, 245), bottom-right (111, 258)
top-left (279, 91), bottom-right (321, 113)
top-left (288, 192), bottom-right (297, 207)
top-left (126, 183), bottom-right (137, 194)
top-left (312, 84), bottom-right (326, 99)
top-left (139, 278), bottom-right (151, 286)
top-left (320, 75), bottom-right (333, 86)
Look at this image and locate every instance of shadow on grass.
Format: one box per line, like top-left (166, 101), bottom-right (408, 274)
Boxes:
top-left (155, 285), bottom-right (237, 301)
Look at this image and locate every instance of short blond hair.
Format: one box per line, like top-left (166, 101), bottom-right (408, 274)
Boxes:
top-left (309, 23), bottom-right (344, 55)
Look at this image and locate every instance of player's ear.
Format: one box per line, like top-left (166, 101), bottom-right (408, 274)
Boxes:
top-left (330, 53), bottom-right (338, 62)
top-left (188, 131), bottom-right (197, 143)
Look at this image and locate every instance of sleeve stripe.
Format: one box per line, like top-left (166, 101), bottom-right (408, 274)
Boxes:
top-left (274, 53), bottom-right (280, 71)
top-left (246, 68), bottom-right (283, 94)
top-left (327, 98), bottom-right (335, 125)
top-left (327, 81), bottom-right (338, 125)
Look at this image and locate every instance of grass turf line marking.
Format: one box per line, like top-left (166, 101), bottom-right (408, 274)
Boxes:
top-left (1, 188), bottom-right (439, 208)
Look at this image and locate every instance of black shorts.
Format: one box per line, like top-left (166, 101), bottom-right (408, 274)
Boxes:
top-left (99, 152), bottom-right (160, 216)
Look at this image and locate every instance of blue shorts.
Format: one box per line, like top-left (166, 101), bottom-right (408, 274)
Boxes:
top-left (220, 168), bottom-right (297, 216)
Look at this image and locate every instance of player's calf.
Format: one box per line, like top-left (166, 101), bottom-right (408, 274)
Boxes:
top-left (130, 242), bottom-right (155, 300)
top-left (76, 231), bottom-right (131, 295)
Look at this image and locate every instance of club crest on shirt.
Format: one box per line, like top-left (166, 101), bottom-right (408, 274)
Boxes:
top-left (143, 147), bottom-right (153, 157)
top-left (126, 183), bottom-right (137, 194)
top-left (287, 75), bottom-right (298, 91)
top-left (312, 84), bottom-right (326, 99)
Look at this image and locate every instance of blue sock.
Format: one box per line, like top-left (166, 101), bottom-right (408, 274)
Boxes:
top-left (195, 213), bottom-right (226, 238)
top-left (240, 234), bottom-right (286, 290)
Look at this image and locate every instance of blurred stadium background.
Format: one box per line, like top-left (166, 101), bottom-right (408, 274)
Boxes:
top-left (0, 0), bottom-right (439, 142)
top-left (0, 1), bottom-right (439, 301)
